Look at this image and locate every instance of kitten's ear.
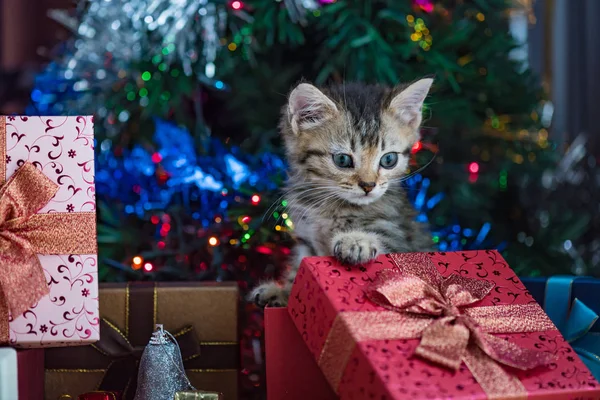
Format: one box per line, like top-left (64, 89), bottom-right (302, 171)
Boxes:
top-left (288, 83), bottom-right (338, 134)
top-left (388, 78), bottom-right (433, 129)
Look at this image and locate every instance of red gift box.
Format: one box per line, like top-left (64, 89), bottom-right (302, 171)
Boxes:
top-left (285, 251), bottom-right (600, 399)
top-left (0, 348), bottom-right (44, 400)
top-left (265, 308), bottom-right (335, 400)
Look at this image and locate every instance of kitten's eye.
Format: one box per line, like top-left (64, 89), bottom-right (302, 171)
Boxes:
top-left (332, 154), bottom-right (354, 168)
top-left (380, 152), bottom-right (399, 169)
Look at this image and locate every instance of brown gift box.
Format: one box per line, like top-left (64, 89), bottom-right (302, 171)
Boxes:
top-left (44, 282), bottom-right (239, 400)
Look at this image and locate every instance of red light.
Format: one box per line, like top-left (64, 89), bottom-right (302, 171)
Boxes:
top-left (411, 141), bottom-right (422, 153)
top-left (157, 241), bottom-right (165, 249)
top-left (162, 223), bottom-right (171, 232)
top-left (151, 215), bottom-right (160, 224)
top-left (143, 262), bottom-right (154, 272)
top-left (251, 195), bottom-right (260, 205)
top-left (231, 1), bottom-right (242, 10)
top-left (468, 162), bottom-right (480, 174)
top-left (241, 216), bottom-right (251, 224)
top-left (151, 152), bottom-right (162, 163)
top-left (256, 245), bottom-right (273, 255)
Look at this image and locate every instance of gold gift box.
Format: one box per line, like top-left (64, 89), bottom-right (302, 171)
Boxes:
top-left (45, 282), bottom-right (239, 400)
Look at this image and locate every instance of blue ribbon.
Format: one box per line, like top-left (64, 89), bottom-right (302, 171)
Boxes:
top-left (544, 276), bottom-right (600, 380)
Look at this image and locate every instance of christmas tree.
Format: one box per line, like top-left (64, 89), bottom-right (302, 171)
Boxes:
top-left (27, 0), bottom-right (598, 397)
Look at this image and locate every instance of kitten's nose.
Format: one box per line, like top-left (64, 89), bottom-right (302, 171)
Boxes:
top-left (358, 181), bottom-right (376, 194)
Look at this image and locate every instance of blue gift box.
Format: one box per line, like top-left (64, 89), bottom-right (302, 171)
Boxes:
top-left (521, 276), bottom-right (600, 380)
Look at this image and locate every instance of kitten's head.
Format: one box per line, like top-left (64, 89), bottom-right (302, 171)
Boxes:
top-left (281, 79), bottom-right (433, 205)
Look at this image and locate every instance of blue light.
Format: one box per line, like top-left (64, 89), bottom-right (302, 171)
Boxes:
top-left (463, 228), bottom-right (473, 237)
top-left (215, 81), bottom-right (224, 89)
top-left (225, 154), bottom-right (250, 186)
top-left (414, 178), bottom-right (429, 210)
top-left (475, 222), bottom-right (491, 245)
top-left (220, 200), bottom-right (228, 209)
top-left (31, 89), bottom-right (42, 102)
top-left (416, 213), bottom-right (428, 222)
top-left (125, 205), bottom-right (134, 214)
top-left (452, 225), bottom-right (461, 233)
top-left (426, 192), bottom-right (444, 209)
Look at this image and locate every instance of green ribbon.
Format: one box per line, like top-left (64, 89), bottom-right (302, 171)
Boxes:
top-left (544, 276), bottom-right (600, 380)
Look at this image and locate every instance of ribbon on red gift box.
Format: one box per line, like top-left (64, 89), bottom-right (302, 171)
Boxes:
top-left (0, 116), bottom-right (97, 343)
top-left (318, 253), bottom-right (557, 399)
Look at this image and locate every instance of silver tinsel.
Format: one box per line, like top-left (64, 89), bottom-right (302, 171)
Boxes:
top-left (45, 0), bottom-right (227, 137)
top-left (134, 324), bottom-right (193, 400)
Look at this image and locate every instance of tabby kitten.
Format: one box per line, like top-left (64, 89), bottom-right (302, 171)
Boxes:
top-left (251, 79), bottom-right (434, 307)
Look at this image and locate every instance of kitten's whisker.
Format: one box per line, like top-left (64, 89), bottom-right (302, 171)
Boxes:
top-left (390, 152), bottom-right (438, 183)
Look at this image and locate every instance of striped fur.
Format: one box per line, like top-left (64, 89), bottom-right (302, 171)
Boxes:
top-left (251, 80), bottom-right (434, 307)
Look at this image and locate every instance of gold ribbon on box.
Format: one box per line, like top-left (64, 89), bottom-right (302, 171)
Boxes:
top-left (319, 253), bottom-right (558, 399)
top-left (0, 116), bottom-right (96, 343)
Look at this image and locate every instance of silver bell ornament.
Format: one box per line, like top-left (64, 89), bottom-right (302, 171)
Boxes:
top-left (133, 324), bottom-right (195, 400)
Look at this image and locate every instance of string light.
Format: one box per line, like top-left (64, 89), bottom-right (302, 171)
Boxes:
top-left (132, 256), bottom-right (143, 269)
top-left (143, 262), bottom-right (154, 272)
top-left (469, 162), bottom-right (480, 174)
top-left (251, 194), bottom-right (261, 205)
top-left (151, 152), bottom-right (162, 163)
top-left (231, 1), bottom-right (243, 10)
top-left (208, 236), bottom-right (219, 246)
top-left (412, 141), bottom-right (422, 153)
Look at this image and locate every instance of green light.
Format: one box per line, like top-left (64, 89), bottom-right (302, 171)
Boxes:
top-left (139, 88), bottom-right (148, 97)
top-left (281, 200), bottom-right (288, 207)
top-left (244, 233), bottom-right (251, 240)
top-left (273, 212), bottom-right (279, 219)
top-left (432, 235), bottom-right (439, 243)
top-left (313, 10), bottom-right (321, 17)
top-left (491, 116), bottom-right (500, 129)
top-left (499, 170), bottom-right (508, 189)
top-left (167, 43), bottom-right (176, 52)
top-left (461, 238), bottom-right (467, 245)
top-left (162, 47), bottom-right (169, 55)
top-left (127, 92), bottom-right (136, 101)
top-left (158, 63), bottom-right (167, 72)
top-left (285, 219), bottom-right (293, 227)
top-left (152, 55), bottom-right (162, 64)
top-left (141, 71), bottom-right (152, 81)
top-left (160, 91), bottom-right (171, 101)
top-left (171, 69), bottom-right (180, 77)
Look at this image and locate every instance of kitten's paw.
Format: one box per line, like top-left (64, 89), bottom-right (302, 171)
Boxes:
top-left (332, 231), bottom-right (381, 265)
top-left (249, 282), bottom-right (289, 308)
